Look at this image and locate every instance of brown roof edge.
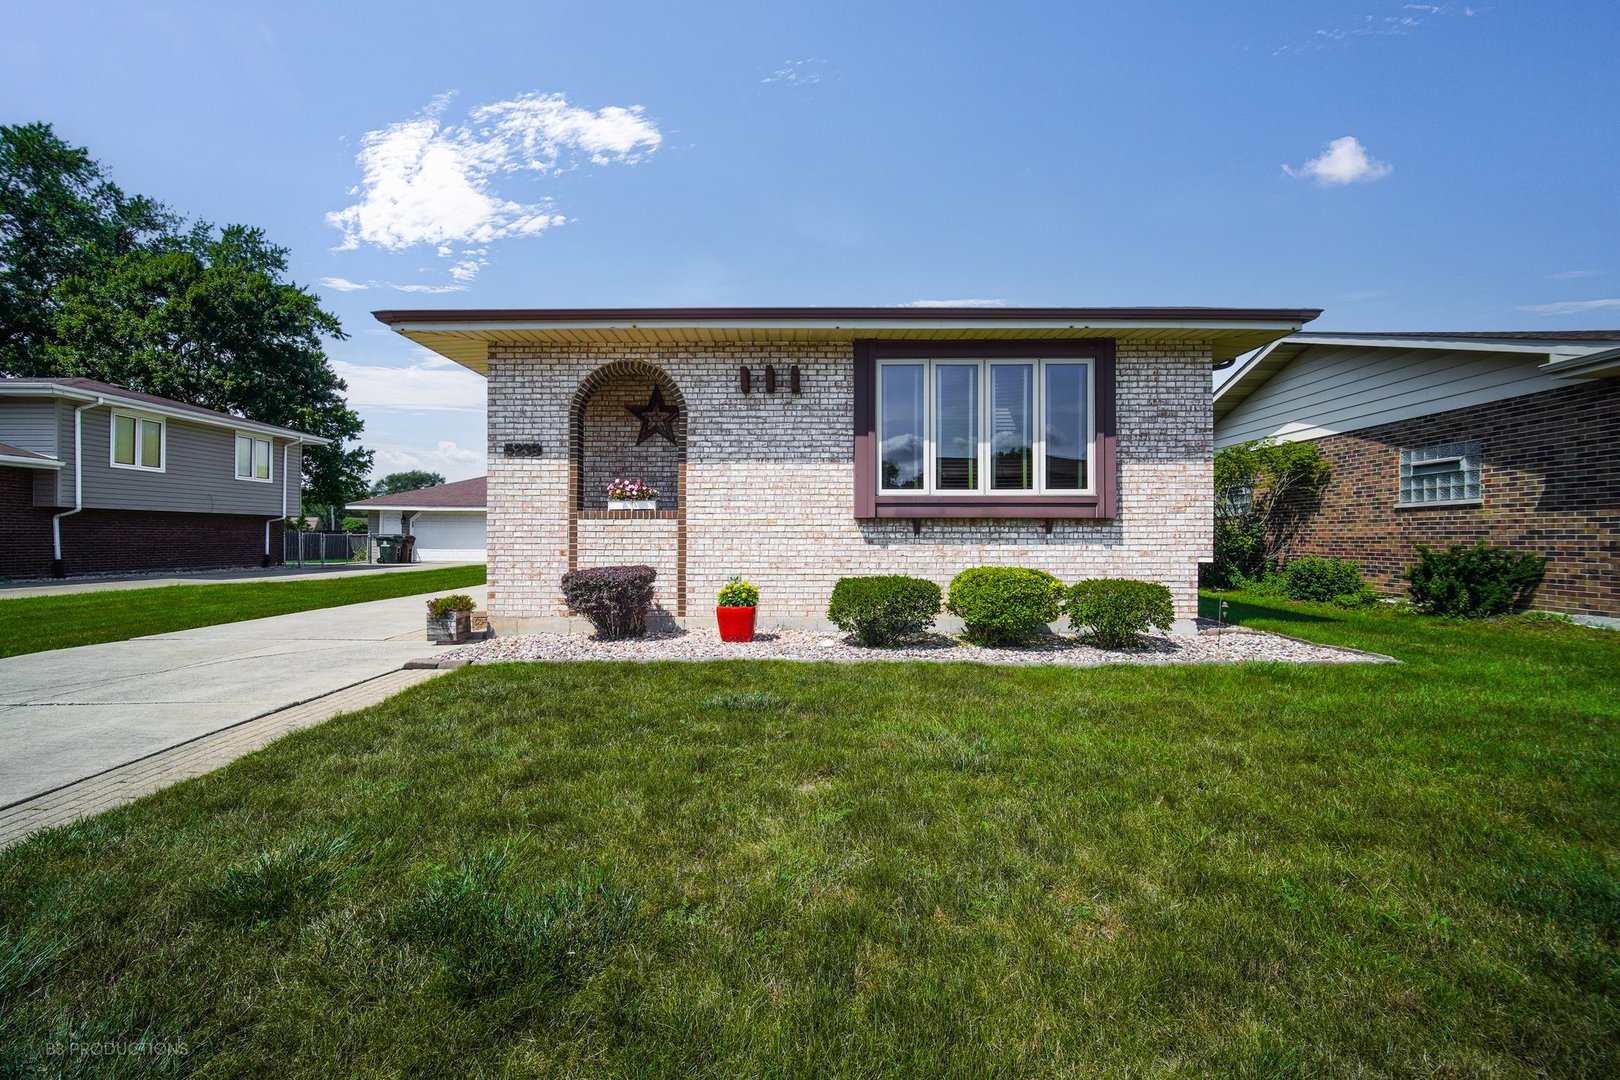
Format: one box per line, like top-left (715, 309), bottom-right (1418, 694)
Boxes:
top-left (346, 475), bottom-right (486, 509)
top-left (373, 306), bottom-right (1324, 326)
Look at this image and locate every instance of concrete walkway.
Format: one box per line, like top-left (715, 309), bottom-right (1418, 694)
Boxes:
top-left (0, 669), bottom-right (443, 848)
top-left (0, 559), bottom-right (480, 599)
top-left (0, 590), bottom-right (468, 808)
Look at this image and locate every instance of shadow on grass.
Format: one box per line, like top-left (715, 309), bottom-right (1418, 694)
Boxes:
top-left (1199, 593), bottom-right (1335, 626)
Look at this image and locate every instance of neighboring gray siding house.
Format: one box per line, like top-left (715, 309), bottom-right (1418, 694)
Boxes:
top-left (1214, 332), bottom-right (1620, 617)
top-left (0, 378), bottom-right (330, 579)
top-left (374, 305), bottom-right (1320, 634)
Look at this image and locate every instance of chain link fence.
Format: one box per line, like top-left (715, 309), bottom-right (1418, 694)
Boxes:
top-left (283, 531), bottom-right (373, 566)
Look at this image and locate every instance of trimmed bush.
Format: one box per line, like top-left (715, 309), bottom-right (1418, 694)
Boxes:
top-left (827, 575), bottom-right (942, 646)
top-left (945, 567), bottom-right (1063, 645)
top-left (1066, 579), bottom-right (1175, 647)
top-left (1404, 541), bottom-right (1546, 617)
top-left (560, 564), bottom-right (657, 639)
top-left (426, 594), bottom-right (476, 619)
top-left (1281, 556), bottom-right (1367, 604)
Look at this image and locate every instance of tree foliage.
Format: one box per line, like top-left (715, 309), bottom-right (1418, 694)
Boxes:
top-left (1207, 438), bottom-right (1331, 587)
top-left (0, 123), bottom-right (371, 505)
top-left (371, 470), bottom-right (447, 497)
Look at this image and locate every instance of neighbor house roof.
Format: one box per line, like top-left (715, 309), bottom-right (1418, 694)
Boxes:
top-left (373, 306), bottom-right (1323, 374)
top-left (0, 442), bottom-right (63, 470)
top-left (1215, 331), bottom-right (1620, 421)
top-left (0, 378), bottom-right (332, 444)
top-left (347, 475), bottom-right (486, 511)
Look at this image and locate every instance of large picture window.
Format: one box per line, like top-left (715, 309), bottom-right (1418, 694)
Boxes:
top-left (877, 358), bottom-right (1094, 495)
top-left (111, 412), bottom-right (164, 471)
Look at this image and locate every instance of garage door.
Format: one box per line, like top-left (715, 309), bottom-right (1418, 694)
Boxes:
top-left (408, 512), bottom-right (486, 562)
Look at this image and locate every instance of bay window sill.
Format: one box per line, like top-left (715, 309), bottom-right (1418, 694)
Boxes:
top-left (868, 495), bottom-right (1112, 519)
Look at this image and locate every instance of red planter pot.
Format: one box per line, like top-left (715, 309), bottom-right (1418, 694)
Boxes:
top-left (716, 605), bottom-right (757, 642)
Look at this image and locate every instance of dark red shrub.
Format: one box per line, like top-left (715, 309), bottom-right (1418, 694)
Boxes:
top-left (560, 565), bottom-right (657, 639)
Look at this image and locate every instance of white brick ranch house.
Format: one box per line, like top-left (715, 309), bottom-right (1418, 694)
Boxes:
top-left (374, 307), bottom-right (1320, 634)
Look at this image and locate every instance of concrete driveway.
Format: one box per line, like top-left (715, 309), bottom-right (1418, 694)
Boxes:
top-left (0, 591), bottom-right (456, 807)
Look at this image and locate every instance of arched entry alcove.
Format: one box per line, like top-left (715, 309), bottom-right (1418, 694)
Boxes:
top-left (566, 361), bottom-right (688, 615)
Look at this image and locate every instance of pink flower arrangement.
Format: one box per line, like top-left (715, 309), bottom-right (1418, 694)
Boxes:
top-left (606, 478), bottom-right (660, 500)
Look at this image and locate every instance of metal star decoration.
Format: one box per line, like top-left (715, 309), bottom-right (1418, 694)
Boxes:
top-left (627, 384), bottom-right (679, 445)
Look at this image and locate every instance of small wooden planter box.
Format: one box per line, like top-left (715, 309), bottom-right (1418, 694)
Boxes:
top-left (427, 611), bottom-right (472, 644)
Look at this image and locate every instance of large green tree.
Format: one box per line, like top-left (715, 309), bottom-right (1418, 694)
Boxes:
top-left (0, 123), bottom-right (371, 505)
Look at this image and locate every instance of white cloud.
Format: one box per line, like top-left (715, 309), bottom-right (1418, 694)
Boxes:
top-left (1520, 298), bottom-right (1620, 316)
top-left (326, 91), bottom-right (661, 286)
top-left (320, 276), bottom-right (370, 292)
top-left (899, 298), bottom-right (1008, 307)
top-left (391, 282), bottom-right (468, 294)
top-left (762, 59), bottom-right (824, 86)
top-left (1277, 3), bottom-right (1474, 55)
top-left (332, 357), bottom-right (487, 411)
top-left (1549, 269), bottom-right (1599, 280)
top-left (1284, 136), bottom-right (1393, 186)
top-left (370, 440), bottom-right (486, 480)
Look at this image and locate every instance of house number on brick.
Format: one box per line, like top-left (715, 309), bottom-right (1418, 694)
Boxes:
top-left (502, 442), bottom-right (545, 458)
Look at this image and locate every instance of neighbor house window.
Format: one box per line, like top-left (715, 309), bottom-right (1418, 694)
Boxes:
top-left (236, 434), bottom-right (272, 481)
top-left (876, 358), bottom-right (1094, 495)
top-left (1398, 441), bottom-right (1481, 506)
top-left (111, 412), bottom-right (164, 471)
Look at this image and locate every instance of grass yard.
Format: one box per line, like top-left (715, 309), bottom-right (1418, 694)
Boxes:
top-left (0, 565), bottom-right (486, 658)
top-left (1, 597), bottom-right (1615, 1075)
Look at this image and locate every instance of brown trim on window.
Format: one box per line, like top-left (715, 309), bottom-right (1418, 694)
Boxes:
top-left (852, 338), bottom-right (1117, 521)
top-left (853, 341), bottom-right (877, 518)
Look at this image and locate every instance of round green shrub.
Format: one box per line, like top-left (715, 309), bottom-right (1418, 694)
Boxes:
top-left (1066, 579), bottom-right (1174, 647)
top-left (945, 567), bottom-right (1064, 645)
top-left (1403, 541), bottom-right (1546, 617)
top-left (1281, 556), bottom-right (1367, 604)
top-left (827, 575), bottom-right (942, 646)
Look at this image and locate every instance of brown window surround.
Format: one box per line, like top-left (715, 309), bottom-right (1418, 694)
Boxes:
top-left (853, 338), bottom-right (1117, 520)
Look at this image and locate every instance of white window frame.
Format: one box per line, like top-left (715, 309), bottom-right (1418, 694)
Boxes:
top-left (1397, 441), bottom-right (1482, 507)
top-left (109, 410), bottom-right (166, 473)
top-left (235, 433), bottom-right (274, 483)
top-left (876, 357), bottom-right (1096, 497)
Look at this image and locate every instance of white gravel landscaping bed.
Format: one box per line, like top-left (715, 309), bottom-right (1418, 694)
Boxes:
top-left (433, 624), bottom-right (1394, 668)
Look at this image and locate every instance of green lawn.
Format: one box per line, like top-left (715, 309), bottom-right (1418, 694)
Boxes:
top-left (0, 565), bottom-right (486, 658)
top-left (1, 597), bottom-right (1615, 1075)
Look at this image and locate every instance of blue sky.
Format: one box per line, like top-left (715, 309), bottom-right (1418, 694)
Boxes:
top-left (5, 1), bottom-right (1617, 483)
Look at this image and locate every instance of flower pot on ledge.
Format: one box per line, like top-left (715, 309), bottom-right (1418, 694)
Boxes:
top-left (607, 499), bottom-right (657, 511)
top-left (716, 606), bottom-right (757, 642)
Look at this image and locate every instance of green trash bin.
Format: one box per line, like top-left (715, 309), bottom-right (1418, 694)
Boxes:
top-left (376, 534), bottom-right (402, 564)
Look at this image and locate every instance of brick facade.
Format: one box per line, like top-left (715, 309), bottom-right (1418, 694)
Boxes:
top-left (0, 465), bottom-right (58, 579)
top-left (486, 339), bottom-right (1214, 630)
top-left (0, 466), bottom-right (285, 580)
top-left (1280, 380), bottom-right (1620, 617)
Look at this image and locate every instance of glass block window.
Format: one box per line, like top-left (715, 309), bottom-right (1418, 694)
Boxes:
top-left (1399, 441), bottom-right (1481, 505)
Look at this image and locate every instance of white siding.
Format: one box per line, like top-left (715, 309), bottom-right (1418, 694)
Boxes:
top-left (1215, 345), bottom-right (1567, 448)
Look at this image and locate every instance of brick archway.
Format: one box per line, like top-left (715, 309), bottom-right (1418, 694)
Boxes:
top-left (566, 361), bottom-right (688, 615)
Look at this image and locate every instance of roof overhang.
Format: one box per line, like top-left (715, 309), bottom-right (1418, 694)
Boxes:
top-left (0, 382), bottom-right (332, 445)
top-left (0, 451), bottom-right (63, 470)
top-left (373, 306), bottom-right (1323, 375)
top-left (1215, 332), bottom-right (1620, 421)
top-left (345, 502), bottom-right (486, 512)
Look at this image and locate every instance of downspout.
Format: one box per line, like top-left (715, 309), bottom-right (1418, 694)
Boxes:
top-left (264, 438), bottom-right (299, 567)
top-left (51, 397), bottom-right (103, 578)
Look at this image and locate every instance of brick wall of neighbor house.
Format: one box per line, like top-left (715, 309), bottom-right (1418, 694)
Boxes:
top-left (0, 465), bottom-right (59, 579)
top-left (1, 506), bottom-right (285, 579)
top-left (486, 339), bottom-right (1214, 628)
top-left (1280, 379), bottom-right (1620, 617)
